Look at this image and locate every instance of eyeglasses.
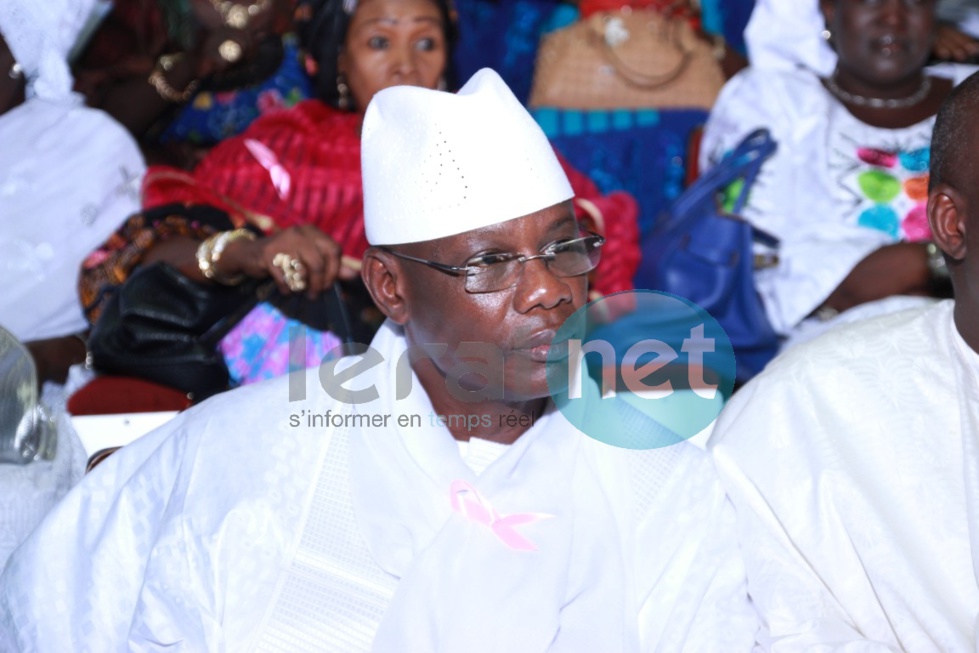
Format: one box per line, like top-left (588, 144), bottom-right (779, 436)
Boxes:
top-left (381, 233), bottom-right (605, 294)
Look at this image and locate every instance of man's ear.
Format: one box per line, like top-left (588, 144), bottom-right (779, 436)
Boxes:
top-left (928, 183), bottom-right (968, 261)
top-left (362, 248), bottom-right (411, 325)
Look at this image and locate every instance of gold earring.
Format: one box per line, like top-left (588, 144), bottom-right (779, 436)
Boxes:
top-left (337, 74), bottom-right (350, 111)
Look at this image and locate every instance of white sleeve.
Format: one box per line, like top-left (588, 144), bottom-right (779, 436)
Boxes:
top-left (631, 446), bottom-right (759, 652)
top-left (700, 70), bottom-right (891, 334)
top-left (708, 375), bottom-right (900, 652)
top-left (0, 420), bottom-right (187, 652)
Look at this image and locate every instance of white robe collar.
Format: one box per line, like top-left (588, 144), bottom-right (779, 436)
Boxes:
top-left (345, 321), bottom-right (640, 652)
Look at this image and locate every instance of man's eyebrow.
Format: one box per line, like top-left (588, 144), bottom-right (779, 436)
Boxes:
top-left (546, 215), bottom-right (577, 234)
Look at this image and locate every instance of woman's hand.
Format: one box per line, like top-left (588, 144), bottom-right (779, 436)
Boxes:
top-left (25, 335), bottom-right (88, 387)
top-left (220, 225), bottom-right (344, 298)
top-left (933, 22), bottom-right (979, 62)
top-left (821, 242), bottom-right (932, 314)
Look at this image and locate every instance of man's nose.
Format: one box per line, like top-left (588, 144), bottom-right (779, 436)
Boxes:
top-left (512, 257), bottom-right (575, 313)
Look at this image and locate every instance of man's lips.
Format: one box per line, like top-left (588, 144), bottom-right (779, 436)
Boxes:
top-left (514, 329), bottom-right (567, 363)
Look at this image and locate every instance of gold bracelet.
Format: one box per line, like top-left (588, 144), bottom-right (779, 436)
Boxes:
top-left (148, 53), bottom-right (200, 103)
top-left (196, 229), bottom-right (256, 285)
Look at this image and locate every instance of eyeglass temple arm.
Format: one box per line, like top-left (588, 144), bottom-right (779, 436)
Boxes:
top-left (378, 247), bottom-right (470, 276)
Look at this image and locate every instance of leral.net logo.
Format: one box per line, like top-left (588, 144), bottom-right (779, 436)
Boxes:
top-left (545, 290), bottom-right (735, 450)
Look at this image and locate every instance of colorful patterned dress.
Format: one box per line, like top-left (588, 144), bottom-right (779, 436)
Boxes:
top-left (700, 63), bottom-right (977, 335)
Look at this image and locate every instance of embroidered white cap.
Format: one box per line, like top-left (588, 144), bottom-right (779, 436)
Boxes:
top-left (362, 68), bottom-right (574, 246)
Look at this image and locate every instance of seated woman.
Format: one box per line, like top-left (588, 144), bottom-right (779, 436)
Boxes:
top-left (745, 0), bottom-right (979, 76)
top-left (0, 0), bottom-right (145, 385)
top-left (74, 0), bottom-right (311, 168)
top-left (700, 0), bottom-right (977, 341)
top-left (81, 0), bottom-right (640, 389)
top-left (0, 0), bottom-right (142, 569)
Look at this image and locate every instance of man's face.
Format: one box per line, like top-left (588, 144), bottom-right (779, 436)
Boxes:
top-left (397, 202), bottom-right (587, 403)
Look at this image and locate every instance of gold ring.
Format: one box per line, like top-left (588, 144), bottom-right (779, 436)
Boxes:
top-left (285, 274), bottom-right (305, 292)
top-left (273, 253), bottom-right (306, 292)
top-left (218, 39), bottom-right (243, 64)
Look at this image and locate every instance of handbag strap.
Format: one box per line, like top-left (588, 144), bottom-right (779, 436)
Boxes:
top-left (659, 128), bottom-right (778, 242)
top-left (728, 130), bottom-right (775, 214)
top-left (596, 13), bottom-right (694, 90)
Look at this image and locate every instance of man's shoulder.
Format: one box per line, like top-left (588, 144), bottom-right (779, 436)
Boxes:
top-left (711, 301), bottom-right (955, 451)
top-left (187, 370), bottom-right (343, 437)
top-left (762, 301), bottom-right (953, 385)
top-left (147, 372), bottom-right (344, 472)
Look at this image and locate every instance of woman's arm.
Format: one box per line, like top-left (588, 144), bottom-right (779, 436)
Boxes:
top-left (76, 0), bottom-right (277, 141)
top-left (24, 335), bottom-right (88, 386)
top-left (141, 225), bottom-right (343, 298)
top-left (821, 243), bottom-right (932, 315)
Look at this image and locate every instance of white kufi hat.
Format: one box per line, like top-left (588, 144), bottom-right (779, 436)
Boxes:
top-left (362, 68), bottom-right (574, 246)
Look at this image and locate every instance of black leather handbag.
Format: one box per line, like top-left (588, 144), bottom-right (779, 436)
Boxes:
top-left (88, 260), bottom-right (367, 401)
top-left (87, 194), bottom-right (376, 401)
top-left (88, 262), bottom-right (275, 401)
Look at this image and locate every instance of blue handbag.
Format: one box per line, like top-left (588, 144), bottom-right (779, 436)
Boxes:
top-left (634, 128), bottom-right (779, 383)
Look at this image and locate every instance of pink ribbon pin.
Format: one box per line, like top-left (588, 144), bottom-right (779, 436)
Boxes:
top-left (449, 479), bottom-right (551, 552)
top-left (244, 138), bottom-right (291, 200)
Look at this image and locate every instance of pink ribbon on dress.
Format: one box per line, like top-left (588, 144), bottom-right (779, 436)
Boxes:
top-left (244, 138), bottom-right (291, 200)
top-left (449, 479), bottom-right (551, 552)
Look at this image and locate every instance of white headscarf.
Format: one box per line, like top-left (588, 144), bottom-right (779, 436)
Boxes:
top-left (0, 0), bottom-right (144, 341)
top-left (744, 0), bottom-right (836, 76)
top-left (0, 0), bottom-right (97, 100)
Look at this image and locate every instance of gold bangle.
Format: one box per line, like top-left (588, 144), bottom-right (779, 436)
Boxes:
top-left (148, 54), bottom-right (200, 103)
top-left (196, 229), bottom-right (256, 285)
